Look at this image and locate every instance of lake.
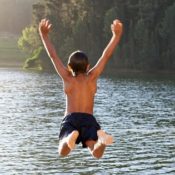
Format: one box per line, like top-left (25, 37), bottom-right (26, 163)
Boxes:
top-left (0, 68), bottom-right (175, 175)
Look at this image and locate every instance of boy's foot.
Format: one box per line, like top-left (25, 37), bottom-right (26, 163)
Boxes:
top-left (97, 130), bottom-right (113, 145)
top-left (66, 130), bottom-right (79, 150)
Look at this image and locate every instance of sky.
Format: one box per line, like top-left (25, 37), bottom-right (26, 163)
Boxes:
top-left (0, 0), bottom-right (36, 34)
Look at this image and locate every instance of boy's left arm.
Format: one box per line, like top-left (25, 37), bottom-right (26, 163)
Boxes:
top-left (39, 19), bottom-right (69, 80)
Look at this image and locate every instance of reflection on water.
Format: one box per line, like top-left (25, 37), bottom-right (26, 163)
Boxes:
top-left (0, 68), bottom-right (175, 175)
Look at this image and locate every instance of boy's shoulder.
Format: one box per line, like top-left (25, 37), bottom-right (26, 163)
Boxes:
top-left (63, 73), bottom-right (97, 94)
top-left (64, 74), bottom-right (97, 85)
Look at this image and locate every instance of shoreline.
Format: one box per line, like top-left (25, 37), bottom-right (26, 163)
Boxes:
top-left (104, 68), bottom-right (175, 76)
top-left (1, 66), bottom-right (175, 77)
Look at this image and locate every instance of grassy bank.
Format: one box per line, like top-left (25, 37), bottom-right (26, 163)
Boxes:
top-left (0, 34), bottom-right (25, 67)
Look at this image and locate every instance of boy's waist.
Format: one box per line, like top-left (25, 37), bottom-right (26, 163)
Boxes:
top-left (64, 112), bottom-right (94, 118)
top-left (62, 112), bottom-right (97, 123)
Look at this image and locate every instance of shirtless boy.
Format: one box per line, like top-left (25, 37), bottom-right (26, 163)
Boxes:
top-left (39, 19), bottom-right (123, 159)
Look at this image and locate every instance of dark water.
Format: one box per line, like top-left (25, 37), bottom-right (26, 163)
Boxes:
top-left (0, 68), bottom-right (175, 175)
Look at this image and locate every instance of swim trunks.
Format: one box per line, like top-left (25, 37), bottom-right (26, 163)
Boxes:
top-left (58, 112), bottom-right (101, 148)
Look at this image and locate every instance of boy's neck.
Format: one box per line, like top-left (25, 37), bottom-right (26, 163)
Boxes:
top-left (73, 72), bottom-right (88, 77)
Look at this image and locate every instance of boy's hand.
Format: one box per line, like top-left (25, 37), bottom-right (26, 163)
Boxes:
top-left (39, 19), bottom-right (52, 36)
top-left (111, 19), bottom-right (123, 37)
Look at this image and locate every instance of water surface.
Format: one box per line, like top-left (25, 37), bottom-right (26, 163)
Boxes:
top-left (0, 68), bottom-right (175, 175)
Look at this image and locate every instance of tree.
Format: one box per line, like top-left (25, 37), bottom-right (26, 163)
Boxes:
top-left (18, 26), bottom-right (40, 55)
top-left (159, 2), bottom-right (175, 70)
top-left (18, 0), bottom-right (175, 72)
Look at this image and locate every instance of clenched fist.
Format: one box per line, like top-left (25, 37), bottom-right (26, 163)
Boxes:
top-left (111, 19), bottom-right (123, 37)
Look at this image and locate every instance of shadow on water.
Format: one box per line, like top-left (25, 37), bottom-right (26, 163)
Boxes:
top-left (0, 68), bottom-right (175, 174)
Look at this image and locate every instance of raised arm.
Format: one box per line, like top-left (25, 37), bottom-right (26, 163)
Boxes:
top-left (89, 19), bottom-right (123, 78)
top-left (39, 19), bottom-right (69, 80)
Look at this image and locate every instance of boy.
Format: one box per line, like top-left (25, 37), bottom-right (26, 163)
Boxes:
top-left (39, 19), bottom-right (123, 159)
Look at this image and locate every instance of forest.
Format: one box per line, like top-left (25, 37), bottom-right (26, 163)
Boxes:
top-left (18, 0), bottom-right (175, 73)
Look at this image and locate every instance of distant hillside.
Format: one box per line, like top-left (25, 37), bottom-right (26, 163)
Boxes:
top-left (0, 0), bottom-right (37, 34)
top-left (0, 34), bottom-right (25, 67)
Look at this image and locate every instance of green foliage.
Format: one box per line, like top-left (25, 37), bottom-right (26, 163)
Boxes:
top-left (18, 26), bottom-right (41, 55)
top-left (23, 47), bottom-right (43, 70)
top-left (18, 26), bottom-right (40, 55)
top-left (159, 2), bottom-right (175, 70)
top-left (19, 0), bottom-right (175, 72)
top-left (18, 26), bottom-right (43, 70)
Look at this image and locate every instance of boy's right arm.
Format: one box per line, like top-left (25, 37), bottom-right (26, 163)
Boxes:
top-left (89, 19), bottom-right (123, 79)
top-left (39, 19), bottom-right (69, 80)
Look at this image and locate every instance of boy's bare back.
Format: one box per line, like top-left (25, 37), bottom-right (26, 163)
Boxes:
top-left (64, 73), bottom-right (97, 115)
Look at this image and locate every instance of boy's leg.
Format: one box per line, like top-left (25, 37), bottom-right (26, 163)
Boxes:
top-left (86, 140), bottom-right (106, 159)
top-left (58, 139), bottom-right (71, 157)
top-left (58, 130), bottom-right (79, 157)
top-left (85, 130), bottom-right (113, 159)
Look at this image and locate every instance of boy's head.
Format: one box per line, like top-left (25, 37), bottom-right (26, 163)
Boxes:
top-left (68, 50), bottom-right (89, 76)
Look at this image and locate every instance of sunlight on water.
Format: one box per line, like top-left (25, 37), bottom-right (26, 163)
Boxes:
top-left (0, 68), bottom-right (175, 175)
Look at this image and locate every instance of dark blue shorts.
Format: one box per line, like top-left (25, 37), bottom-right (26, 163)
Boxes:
top-left (58, 113), bottom-right (101, 148)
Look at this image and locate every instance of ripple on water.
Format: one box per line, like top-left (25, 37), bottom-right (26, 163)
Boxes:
top-left (0, 69), bottom-right (175, 175)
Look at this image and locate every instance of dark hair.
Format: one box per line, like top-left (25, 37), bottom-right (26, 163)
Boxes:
top-left (68, 50), bottom-right (89, 76)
